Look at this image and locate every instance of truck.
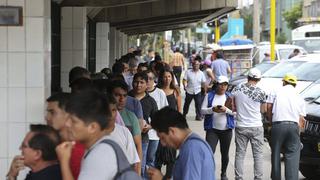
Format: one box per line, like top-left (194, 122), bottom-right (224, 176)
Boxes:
top-left (292, 24), bottom-right (320, 53)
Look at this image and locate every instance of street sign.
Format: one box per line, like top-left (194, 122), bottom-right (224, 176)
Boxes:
top-left (196, 27), bottom-right (211, 33)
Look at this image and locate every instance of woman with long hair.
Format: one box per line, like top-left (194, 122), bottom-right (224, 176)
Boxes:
top-left (154, 69), bottom-right (181, 179)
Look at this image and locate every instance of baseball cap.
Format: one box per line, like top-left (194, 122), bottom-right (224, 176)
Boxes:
top-left (283, 73), bottom-right (297, 84)
top-left (248, 68), bottom-right (262, 79)
top-left (217, 76), bottom-right (229, 84)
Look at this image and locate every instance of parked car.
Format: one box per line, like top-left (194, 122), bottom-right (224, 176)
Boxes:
top-left (299, 79), bottom-right (320, 179)
top-left (228, 61), bottom-right (278, 92)
top-left (258, 54), bottom-right (320, 95)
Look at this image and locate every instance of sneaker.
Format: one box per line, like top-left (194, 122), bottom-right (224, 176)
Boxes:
top-left (195, 117), bottom-right (202, 121)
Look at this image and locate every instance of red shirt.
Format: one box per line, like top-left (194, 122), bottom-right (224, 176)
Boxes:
top-left (70, 142), bottom-right (85, 180)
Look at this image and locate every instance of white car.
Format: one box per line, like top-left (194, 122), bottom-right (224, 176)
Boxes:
top-left (257, 54), bottom-right (320, 95)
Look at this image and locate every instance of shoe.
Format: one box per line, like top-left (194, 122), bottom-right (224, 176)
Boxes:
top-left (221, 173), bottom-right (228, 180)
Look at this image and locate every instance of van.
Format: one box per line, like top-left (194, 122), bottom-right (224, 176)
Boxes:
top-left (252, 44), bottom-right (307, 65)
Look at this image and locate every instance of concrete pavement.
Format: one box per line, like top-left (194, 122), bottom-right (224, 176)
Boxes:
top-left (184, 97), bottom-right (306, 180)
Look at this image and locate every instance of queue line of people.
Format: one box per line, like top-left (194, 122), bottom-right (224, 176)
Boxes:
top-left (6, 47), bottom-right (306, 180)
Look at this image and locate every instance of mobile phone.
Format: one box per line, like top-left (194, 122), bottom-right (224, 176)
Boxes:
top-left (217, 105), bottom-right (222, 109)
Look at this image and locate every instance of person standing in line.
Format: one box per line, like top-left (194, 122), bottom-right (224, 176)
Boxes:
top-left (46, 93), bottom-right (85, 180)
top-left (267, 74), bottom-right (306, 180)
top-left (155, 69), bottom-right (182, 179)
top-left (56, 90), bottom-right (126, 180)
top-left (201, 76), bottom-right (235, 180)
top-left (110, 80), bottom-right (143, 175)
top-left (6, 125), bottom-right (62, 180)
top-left (146, 70), bottom-right (168, 170)
top-left (147, 107), bottom-right (215, 180)
top-left (183, 57), bottom-right (207, 121)
top-left (231, 68), bottom-right (266, 180)
top-left (211, 51), bottom-right (231, 78)
top-left (143, 49), bottom-right (155, 65)
top-left (170, 47), bottom-right (185, 86)
top-left (128, 72), bottom-right (158, 178)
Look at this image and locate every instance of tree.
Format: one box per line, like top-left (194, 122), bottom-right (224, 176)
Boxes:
top-left (240, 6), bottom-right (253, 39)
top-left (283, 3), bottom-right (302, 30)
top-left (276, 32), bottom-right (287, 44)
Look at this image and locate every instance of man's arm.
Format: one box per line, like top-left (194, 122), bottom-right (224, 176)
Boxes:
top-left (260, 103), bottom-right (267, 114)
top-left (56, 142), bottom-right (75, 180)
top-left (133, 135), bottom-right (142, 175)
top-left (266, 103), bottom-right (273, 123)
top-left (6, 155), bottom-right (25, 180)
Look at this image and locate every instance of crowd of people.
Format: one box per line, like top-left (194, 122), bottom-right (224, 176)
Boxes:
top-left (6, 47), bottom-right (306, 180)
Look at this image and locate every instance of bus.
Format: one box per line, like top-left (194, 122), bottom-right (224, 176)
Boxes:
top-left (292, 24), bottom-right (320, 53)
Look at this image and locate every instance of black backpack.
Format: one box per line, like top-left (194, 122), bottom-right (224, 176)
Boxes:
top-left (100, 139), bottom-right (142, 180)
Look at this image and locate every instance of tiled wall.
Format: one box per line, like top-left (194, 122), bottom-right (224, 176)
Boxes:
top-left (96, 23), bottom-right (110, 71)
top-left (60, 7), bottom-right (87, 92)
top-left (109, 27), bottom-right (128, 66)
top-left (0, 0), bottom-right (51, 179)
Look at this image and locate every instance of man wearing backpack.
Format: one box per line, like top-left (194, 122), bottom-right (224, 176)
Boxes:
top-left (147, 107), bottom-right (215, 180)
top-left (55, 90), bottom-right (141, 180)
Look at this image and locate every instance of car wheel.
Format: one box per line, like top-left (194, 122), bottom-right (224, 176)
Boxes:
top-left (299, 164), bottom-right (320, 180)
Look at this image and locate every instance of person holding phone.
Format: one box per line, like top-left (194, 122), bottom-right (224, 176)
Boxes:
top-left (201, 76), bottom-right (235, 180)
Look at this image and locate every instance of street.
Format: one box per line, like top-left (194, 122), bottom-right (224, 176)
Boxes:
top-left (184, 99), bottom-right (306, 180)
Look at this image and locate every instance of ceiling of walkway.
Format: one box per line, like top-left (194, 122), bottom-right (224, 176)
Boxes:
top-left (57, 0), bottom-right (237, 35)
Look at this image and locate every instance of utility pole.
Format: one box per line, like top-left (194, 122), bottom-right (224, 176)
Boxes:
top-left (253, 0), bottom-right (260, 43)
top-left (270, 0), bottom-right (276, 61)
top-left (215, 19), bottom-right (220, 43)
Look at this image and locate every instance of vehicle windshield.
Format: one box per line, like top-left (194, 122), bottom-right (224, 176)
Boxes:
top-left (262, 61), bottom-right (304, 78)
top-left (314, 96), bottom-right (320, 104)
top-left (242, 63), bottom-right (276, 76)
top-left (292, 63), bottom-right (320, 81)
top-left (301, 81), bottom-right (320, 101)
top-left (292, 39), bottom-right (320, 53)
top-left (279, 49), bottom-right (296, 60)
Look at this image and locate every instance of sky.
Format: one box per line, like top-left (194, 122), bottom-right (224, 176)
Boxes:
top-left (241, 0), bottom-right (253, 7)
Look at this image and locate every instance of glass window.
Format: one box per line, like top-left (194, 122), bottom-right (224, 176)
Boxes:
top-left (292, 63), bottom-right (320, 81)
top-left (301, 81), bottom-right (320, 101)
top-left (263, 61), bottom-right (304, 78)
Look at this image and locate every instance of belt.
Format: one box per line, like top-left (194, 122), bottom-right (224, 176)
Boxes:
top-left (272, 121), bottom-right (298, 125)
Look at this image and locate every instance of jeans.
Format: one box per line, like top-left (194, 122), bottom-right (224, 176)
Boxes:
top-left (146, 140), bottom-right (159, 167)
top-left (271, 122), bottom-right (300, 180)
top-left (206, 129), bottom-right (233, 175)
top-left (141, 141), bottom-right (149, 178)
top-left (183, 92), bottom-right (202, 119)
top-left (235, 126), bottom-right (264, 180)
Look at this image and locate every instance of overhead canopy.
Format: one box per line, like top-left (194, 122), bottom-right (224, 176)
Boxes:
top-left (58, 0), bottom-right (237, 35)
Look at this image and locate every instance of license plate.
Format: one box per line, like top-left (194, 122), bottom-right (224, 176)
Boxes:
top-left (318, 142), bottom-right (320, 152)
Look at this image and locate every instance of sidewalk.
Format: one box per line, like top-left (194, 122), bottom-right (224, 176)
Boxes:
top-left (183, 90), bottom-right (305, 180)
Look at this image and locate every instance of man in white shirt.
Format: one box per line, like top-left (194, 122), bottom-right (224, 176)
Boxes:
top-left (55, 90), bottom-right (128, 180)
top-left (267, 73), bottom-right (306, 180)
top-left (183, 57), bottom-right (207, 121)
top-left (231, 68), bottom-right (266, 180)
top-left (146, 70), bottom-right (169, 168)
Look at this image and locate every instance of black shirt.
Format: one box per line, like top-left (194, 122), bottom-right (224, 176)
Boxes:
top-left (128, 91), bottom-right (158, 142)
top-left (25, 164), bottom-right (62, 180)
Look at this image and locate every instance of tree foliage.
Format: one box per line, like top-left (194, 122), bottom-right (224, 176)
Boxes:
top-left (240, 6), bottom-right (253, 38)
top-left (276, 32), bottom-right (287, 44)
top-left (283, 3), bottom-right (302, 30)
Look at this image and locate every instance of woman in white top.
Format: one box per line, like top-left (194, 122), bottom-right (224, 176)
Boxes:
top-left (201, 76), bottom-right (235, 180)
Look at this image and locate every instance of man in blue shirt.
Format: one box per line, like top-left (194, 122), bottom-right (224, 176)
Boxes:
top-left (147, 107), bottom-right (215, 180)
